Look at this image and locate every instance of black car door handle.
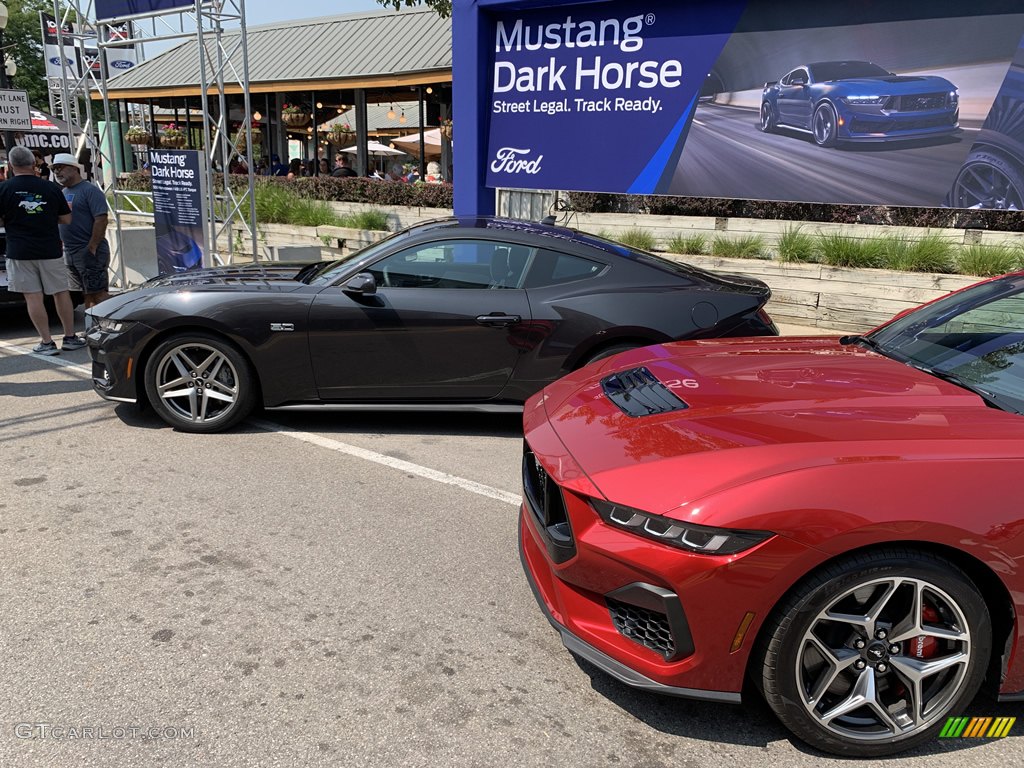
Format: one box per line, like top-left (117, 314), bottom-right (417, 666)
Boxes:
top-left (476, 313), bottom-right (521, 327)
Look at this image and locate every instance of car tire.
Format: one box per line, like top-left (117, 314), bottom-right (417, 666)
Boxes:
top-left (758, 548), bottom-right (991, 757)
top-left (144, 332), bottom-right (257, 433)
top-left (579, 343), bottom-right (644, 368)
top-left (946, 148), bottom-right (1024, 210)
top-left (812, 103), bottom-right (839, 148)
top-left (760, 102), bottom-right (777, 133)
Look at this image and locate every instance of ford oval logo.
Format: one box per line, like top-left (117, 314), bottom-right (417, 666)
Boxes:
top-left (110, 60), bottom-right (134, 70)
top-left (49, 57), bottom-right (61, 65)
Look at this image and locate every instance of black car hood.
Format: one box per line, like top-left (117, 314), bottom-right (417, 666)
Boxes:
top-left (143, 264), bottom-right (311, 290)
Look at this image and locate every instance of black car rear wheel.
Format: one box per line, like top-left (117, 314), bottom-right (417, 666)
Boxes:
top-left (758, 549), bottom-right (991, 757)
top-left (144, 332), bottom-right (257, 433)
top-left (579, 343), bottom-right (644, 368)
top-left (812, 103), bottom-right (839, 148)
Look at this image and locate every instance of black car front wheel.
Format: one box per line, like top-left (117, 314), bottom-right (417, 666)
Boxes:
top-left (758, 548), bottom-right (991, 757)
top-left (812, 103), bottom-right (839, 148)
top-left (760, 102), bottom-right (777, 133)
top-left (144, 332), bottom-right (257, 433)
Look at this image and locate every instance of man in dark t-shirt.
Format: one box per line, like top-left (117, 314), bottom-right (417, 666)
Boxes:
top-left (0, 146), bottom-right (79, 355)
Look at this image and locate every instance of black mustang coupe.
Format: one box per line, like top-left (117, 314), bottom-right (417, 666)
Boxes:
top-left (86, 217), bottom-right (778, 432)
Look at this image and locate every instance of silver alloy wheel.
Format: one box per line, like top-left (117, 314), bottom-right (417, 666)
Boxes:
top-left (153, 341), bottom-right (240, 424)
top-left (760, 103), bottom-right (772, 131)
top-left (797, 576), bottom-right (971, 743)
top-left (813, 105), bottom-right (835, 145)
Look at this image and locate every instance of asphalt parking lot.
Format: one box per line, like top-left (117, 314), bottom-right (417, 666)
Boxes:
top-left (2, 306), bottom-right (1021, 767)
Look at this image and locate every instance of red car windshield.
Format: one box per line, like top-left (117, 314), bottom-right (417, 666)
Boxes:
top-left (869, 275), bottom-right (1024, 413)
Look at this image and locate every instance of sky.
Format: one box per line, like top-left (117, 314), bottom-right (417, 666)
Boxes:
top-left (244, 0), bottom-right (382, 26)
top-left (141, 0), bottom-right (385, 55)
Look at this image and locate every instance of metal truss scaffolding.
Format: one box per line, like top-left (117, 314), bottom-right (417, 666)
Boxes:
top-left (52, 0), bottom-right (258, 288)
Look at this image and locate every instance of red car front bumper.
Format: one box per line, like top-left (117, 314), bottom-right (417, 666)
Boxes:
top-left (518, 448), bottom-right (824, 702)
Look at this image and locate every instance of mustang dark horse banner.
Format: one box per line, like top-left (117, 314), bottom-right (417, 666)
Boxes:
top-left (483, 0), bottom-right (1024, 208)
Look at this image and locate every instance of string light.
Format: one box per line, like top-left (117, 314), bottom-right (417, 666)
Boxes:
top-left (399, 111), bottom-right (407, 124)
top-left (387, 104), bottom-right (396, 120)
top-left (426, 86), bottom-right (433, 94)
top-left (316, 101), bottom-right (323, 109)
top-left (252, 110), bottom-right (262, 121)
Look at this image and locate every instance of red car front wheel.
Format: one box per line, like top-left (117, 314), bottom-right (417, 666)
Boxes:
top-left (758, 549), bottom-right (991, 756)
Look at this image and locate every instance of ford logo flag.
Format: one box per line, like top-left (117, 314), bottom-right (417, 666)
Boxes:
top-left (110, 60), bottom-right (134, 70)
top-left (49, 57), bottom-right (61, 65)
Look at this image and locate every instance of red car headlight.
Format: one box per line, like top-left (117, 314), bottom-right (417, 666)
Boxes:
top-left (590, 498), bottom-right (774, 555)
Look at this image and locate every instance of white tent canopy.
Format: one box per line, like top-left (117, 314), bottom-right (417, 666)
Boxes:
top-left (337, 140), bottom-right (404, 156)
top-left (391, 128), bottom-right (445, 159)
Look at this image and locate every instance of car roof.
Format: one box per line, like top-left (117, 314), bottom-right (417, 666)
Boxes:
top-left (400, 215), bottom-right (638, 259)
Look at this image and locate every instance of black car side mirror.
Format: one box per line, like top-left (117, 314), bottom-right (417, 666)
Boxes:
top-left (343, 272), bottom-right (377, 295)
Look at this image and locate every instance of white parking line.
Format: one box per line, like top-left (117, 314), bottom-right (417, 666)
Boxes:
top-left (251, 420), bottom-right (522, 506)
top-left (1, 339), bottom-right (522, 507)
top-left (0, 339), bottom-right (93, 374)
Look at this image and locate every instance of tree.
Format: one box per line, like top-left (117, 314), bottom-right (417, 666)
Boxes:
top-left (376, 0), bottom-right (451, 19)
top-left (5, 0), bottom-right (58, 111)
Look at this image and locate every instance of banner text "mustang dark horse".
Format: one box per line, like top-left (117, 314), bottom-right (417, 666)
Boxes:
top-left (481, 0), bottom-right (1024, 209)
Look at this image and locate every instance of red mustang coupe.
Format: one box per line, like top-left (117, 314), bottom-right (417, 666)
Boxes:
top-left (519, 272), bottom-right (1024, 756)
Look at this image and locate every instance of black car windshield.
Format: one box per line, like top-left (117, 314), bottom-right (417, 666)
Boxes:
top-left (868, 275), bottom-right (1024, 413)
top-left (810, 61), bottom-right (891, 82)
top-left (303, 229), bottom-right (411, 286)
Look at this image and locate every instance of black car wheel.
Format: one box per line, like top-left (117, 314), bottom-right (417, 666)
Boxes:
top-left (812, 103), bottom-right (839, 148)
top-left (947, 149), bottom-right (1024, 210)
top-left (144, 332), bottom-right (257, 433)
top-left (758, 549), bottom-right (991, 757)
top-left (760, 102), bottom-right (777, 133)
top-left (579, 343), bottom-right (644, 367)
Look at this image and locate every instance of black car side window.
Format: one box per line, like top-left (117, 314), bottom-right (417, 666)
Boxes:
top-left (523, 249), bottom-right (604, 289)
top-left (368, 240), bottom-right (531, 289)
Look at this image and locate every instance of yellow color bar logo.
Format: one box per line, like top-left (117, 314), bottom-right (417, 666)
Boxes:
top-left (940, 716), bottom-right (1016, 738)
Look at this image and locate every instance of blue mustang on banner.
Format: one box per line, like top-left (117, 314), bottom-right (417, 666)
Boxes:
top-left (759, 60), bottom-right (959, 147)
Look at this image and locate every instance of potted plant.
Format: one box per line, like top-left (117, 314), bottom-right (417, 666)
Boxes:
top-left (125, 125), bottom-right (152, 146)
top-left (439, 118), bottom-right (452, 141)
top-left (160, 122), bottom-right (186, 148)
top-left (234, 121), bottom-right (262, 151)
top-left (281, 103), bottom-right (310, 128)
top-left (329, 121), bottom-right (354, 146)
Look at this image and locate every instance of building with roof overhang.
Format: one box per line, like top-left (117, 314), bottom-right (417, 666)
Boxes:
top-left (102, 8), bottom-right (452, 175)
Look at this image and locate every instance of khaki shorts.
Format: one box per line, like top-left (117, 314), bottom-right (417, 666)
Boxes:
top-left (6, 258), bottom-right (71, 295)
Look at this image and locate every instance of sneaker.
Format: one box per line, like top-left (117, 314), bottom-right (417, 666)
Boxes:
top-left (61, 335), bottom-right (86, 351)
top-left (32, 341), bottom-right (59, 356)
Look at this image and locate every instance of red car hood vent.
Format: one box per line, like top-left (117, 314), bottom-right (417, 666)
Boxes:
top-left (601, 367), bottom-right (689, 417)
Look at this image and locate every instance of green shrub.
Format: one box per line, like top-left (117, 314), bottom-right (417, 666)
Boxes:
top-left (665, 233), bottom-right (707, 255)
top-left (340, 210), bottom-right (391, 231)
top-left (253, 182), bottom-right (343, 227)
top-left (956, 244), bottom-right (1021, 276)
top-left (881, 234), bottom-right (956, 273)
top-left (617, 227), bottom-right (656, 250)
top-left (817, 233), bottom-right (884, 268)
top-left (777, 225), bottom-right (817, 263)
top-left (712, 234), bottom-right (765, 259)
